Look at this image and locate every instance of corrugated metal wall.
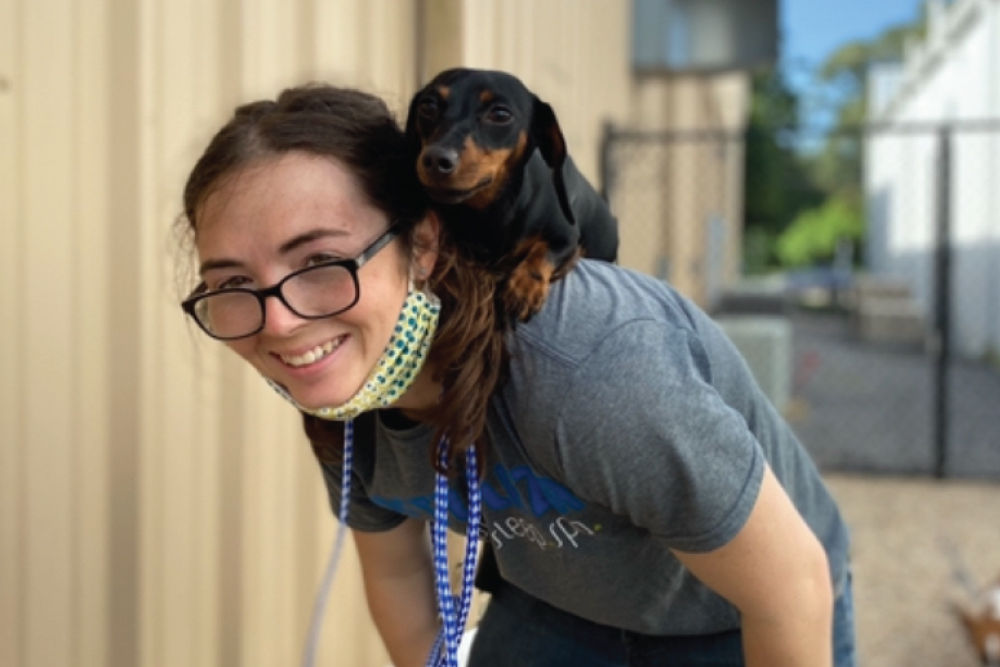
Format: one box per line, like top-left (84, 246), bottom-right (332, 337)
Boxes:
top-left (1, 1), bottom-right (632, 666)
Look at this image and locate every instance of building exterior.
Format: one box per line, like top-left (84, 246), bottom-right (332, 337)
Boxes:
top-left (865, 0), bottom-right (1000, 358)
top-left (1, 2), bottom-right (767, 665)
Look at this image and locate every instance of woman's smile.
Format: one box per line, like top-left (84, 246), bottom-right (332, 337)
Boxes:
top-left (274, 334), bottom-right (348, 368)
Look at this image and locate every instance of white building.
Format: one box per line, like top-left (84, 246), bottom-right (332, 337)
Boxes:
top-left (865, 0), bottom-right (1000, 358)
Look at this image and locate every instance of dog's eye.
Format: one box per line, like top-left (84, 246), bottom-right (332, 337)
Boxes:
top-left (417, 97), bottom-right (439, 119)
top-left (485, 105), bottom-right (514, 124)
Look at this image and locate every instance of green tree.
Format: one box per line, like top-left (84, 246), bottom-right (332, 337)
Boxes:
top-left (743, 67), bottom-right (824, 272)
top-left (808, 17), bottom-right (926, 192)
top-left (776, 193), bottom-right (864, 267)
top-left (773, 11), bottom-right (927, 269)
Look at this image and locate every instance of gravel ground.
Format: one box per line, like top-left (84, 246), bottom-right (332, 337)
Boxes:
top-left (787, 310), bottom-right (1000, 479)
top-left (725, 308), bottom-right (1000, 664)
top-left (824, 472), bottom-right (1000, 666)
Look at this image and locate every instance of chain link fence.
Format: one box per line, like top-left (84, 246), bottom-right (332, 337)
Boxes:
top-left (600, 121), bottom-right (1000, 479)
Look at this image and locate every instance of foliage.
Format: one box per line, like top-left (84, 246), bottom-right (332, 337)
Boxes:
top-left (775, 193), bottom-right (864, 267)
top-left (742, 8), bottom-right (926, 273)
top-left (807, 14), bottom-right (926, 192)
top-left (743, 67), bottom-right (824, 271)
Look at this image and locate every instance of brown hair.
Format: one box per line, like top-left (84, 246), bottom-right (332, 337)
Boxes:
top-left (182, 84), bottom-right (505, 472)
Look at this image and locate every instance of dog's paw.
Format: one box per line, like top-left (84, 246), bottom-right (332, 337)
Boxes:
top-left (504, 265), bottom-right (551, 321)
top-left (503, 237), bottom-right (557, 321)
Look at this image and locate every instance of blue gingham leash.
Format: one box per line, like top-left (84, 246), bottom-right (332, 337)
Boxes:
top-left (427, 438), bottom-right (482, 667)
top-left (300, 421), bottom-right (482, 667)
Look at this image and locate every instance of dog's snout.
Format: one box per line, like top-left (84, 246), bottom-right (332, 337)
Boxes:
top-left (421, 146), bottom-right (460, 175)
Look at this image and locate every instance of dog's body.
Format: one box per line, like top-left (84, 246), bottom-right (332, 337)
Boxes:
top-left (406, 68), bottom-right (618, 320)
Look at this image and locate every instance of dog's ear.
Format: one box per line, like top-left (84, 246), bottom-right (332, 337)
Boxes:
top-left (404, 88), bottom-right (425, 157)
top-left (531, 98), bottom-right (566, 169)
top-left (531, 98), bottom-right (575, 225)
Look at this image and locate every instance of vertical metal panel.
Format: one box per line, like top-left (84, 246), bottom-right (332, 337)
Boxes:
top-left (0, 0), bottom-right (22, 663)
top-left (73, 0), bottom-right (112, 664)
top-left (21, 0), bottom-right (76, 664)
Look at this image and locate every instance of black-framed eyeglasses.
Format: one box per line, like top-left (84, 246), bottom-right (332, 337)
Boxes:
top-left (182, 226), bottom-right (399, 340)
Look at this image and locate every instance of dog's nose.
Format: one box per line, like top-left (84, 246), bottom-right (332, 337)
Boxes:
top-left (421, 146), bottom-right (459, 175)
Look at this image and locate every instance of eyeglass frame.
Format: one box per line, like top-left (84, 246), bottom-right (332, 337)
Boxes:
top-left (181, 224), bottom-right (400, 341)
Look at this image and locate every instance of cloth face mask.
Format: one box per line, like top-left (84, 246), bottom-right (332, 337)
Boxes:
top-left (265, 286), bottom-right (441, 420)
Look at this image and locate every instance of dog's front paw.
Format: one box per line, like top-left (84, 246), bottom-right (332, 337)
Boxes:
top-left (504, 237), bottom-right (556, 321)
top-left (505, 264), bottom-right (551, 321)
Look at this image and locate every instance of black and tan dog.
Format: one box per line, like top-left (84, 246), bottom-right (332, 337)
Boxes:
top-left (405, 68), bottom-right (619, 320)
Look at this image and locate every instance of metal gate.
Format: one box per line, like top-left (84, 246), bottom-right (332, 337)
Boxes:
top-left (599, 120), bottom-right (1000, 479)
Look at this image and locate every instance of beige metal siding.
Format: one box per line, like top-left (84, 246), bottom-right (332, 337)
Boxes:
top-left (2, 1), bottom-right (418, 666)
top-left (2, 1), bottom-right (736, 665)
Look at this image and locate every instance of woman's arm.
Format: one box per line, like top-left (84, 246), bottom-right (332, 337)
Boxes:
top-left (353, 518), bottom-right (439, 667)
top-left (672, 464), bottom-right (834, 667)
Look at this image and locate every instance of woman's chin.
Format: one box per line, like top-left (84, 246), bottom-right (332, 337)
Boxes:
top-left (294, 394), bottom-right (346, 412)
top-left (285, 383), bottom-right (360, 412)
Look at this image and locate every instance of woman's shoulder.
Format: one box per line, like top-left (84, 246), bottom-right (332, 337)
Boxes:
top-left (513, 260), bottom-right (701, 364)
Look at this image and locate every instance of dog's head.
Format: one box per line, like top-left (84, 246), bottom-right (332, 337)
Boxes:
top-left (405, 68), bottom-right (571, 218)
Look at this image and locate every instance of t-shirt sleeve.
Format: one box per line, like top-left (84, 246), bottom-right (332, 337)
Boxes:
top-left (318, 459), bottom-right (409, 532)
top-left (552, 319), bottom-right (764, 553)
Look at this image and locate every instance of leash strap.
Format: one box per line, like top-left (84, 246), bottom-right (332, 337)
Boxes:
top-left (301, 421), bottom-right (481, 667)
top-left (301, 419), bottom-right (355, 667)
top-left (427, 439), bottom-right (481, 667)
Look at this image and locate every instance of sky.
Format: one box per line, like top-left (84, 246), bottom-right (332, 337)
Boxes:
top-left (781, 0), bottom-right (924, 74)
top-left (779, 0), bottom-right (925, 127)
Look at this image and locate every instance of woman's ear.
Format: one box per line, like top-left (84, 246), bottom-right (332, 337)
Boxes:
top-left (411, 211), bottom-right (441, 279)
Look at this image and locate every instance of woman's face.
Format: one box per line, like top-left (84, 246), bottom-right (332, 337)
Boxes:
top-left (193, 151), bottom-right (438, 410)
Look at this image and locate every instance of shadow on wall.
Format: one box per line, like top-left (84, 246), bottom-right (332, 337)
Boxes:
top-left (868, 241), bottom-right (1000, 361)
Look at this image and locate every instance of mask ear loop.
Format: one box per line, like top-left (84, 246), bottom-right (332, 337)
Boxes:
top-left (301, 420), bottom-right (355, 667)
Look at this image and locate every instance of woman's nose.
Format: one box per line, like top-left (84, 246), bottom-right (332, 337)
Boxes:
top-left (260, 293), bottom-right (306, 336)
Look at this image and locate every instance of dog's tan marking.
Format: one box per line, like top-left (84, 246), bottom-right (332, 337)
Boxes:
top-left (436, 135), bottom-right (513, 201)
top-left (505, 236), bottom-right (556, 321)
top-left (463, 131), bottom-right (528, 209)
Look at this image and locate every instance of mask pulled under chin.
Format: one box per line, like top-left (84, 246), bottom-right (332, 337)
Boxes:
top-left (264, 288), bottom-right (441, 421)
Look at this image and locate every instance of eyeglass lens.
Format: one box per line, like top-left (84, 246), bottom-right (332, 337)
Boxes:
top-left (194, 263), bottom-right (357, 338)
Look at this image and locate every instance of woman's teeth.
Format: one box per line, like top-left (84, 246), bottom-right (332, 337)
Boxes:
top-left (280, 339), bottom-right (341, 367)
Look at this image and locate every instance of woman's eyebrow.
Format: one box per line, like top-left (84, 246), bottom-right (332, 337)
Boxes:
top-left (199, 258), bottom-right (243, 275)
top-left (278, 228), bottom-right (348, 254)
top-left (198, 228), bottom-right (350, 275)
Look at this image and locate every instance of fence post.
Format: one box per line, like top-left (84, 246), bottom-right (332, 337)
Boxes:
top-left (932, 125), bottom-right (952, 479)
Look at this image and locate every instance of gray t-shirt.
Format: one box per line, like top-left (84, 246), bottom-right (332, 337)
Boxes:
top-left (320, 259), bottom-right (850, 636)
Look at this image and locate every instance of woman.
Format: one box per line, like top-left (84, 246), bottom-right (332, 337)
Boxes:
top-left (180, 83), bottom-right (855, 667)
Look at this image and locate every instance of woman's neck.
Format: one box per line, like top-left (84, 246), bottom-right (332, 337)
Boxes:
top-left (391, 362), bottom-right (442, 417)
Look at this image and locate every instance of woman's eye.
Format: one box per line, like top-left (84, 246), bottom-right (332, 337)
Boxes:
top-left (214, 275), bottom-right (251, 290)
top-left (304, 253), bottom-right (338, 267)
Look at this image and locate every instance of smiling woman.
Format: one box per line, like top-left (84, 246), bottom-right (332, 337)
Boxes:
top-left (189, 153), bottom-right (427, 410)
top-left (179, 88), bottom-right (505, 456)
top-left (178, 84), bottom-right (506, 667)
top-left (179, 82), bottom-right (856, 667)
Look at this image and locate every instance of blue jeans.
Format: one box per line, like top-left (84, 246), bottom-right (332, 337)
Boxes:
top-left (468, 574), bottom-right (857, 666)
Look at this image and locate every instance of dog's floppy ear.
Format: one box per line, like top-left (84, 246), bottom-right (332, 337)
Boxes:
top-left (531, 98), bottom-right (575, 225)
top-left (532, 98), bottom-right (566, 168)
top-left (404, 87), bottom-right (425, 157)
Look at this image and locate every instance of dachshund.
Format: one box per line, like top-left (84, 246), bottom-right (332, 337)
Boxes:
top-left (405, 68), bottom-right (619, 321)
